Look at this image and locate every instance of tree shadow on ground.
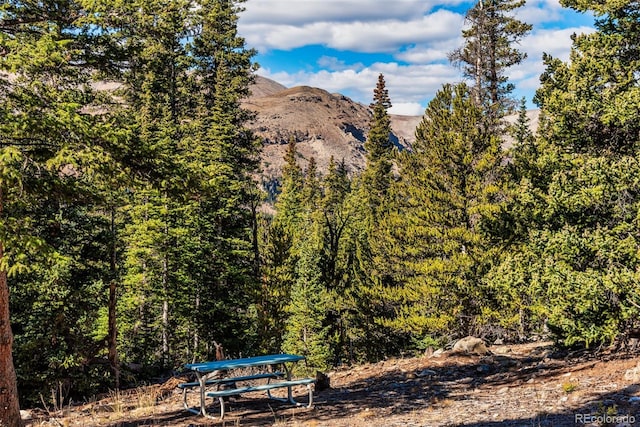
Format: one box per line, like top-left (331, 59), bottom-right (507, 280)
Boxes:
top-left (101, 347), bottom-right (640, 426)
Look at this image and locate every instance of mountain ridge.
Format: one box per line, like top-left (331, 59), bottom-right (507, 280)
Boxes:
top-left (244, 76), bottom-right (420, 178)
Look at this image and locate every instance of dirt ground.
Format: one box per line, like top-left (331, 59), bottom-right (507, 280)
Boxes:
top-left (22, 341), bottom-right (640, 427)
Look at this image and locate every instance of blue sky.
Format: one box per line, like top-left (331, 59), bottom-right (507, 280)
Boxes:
top-left (237, 0), bottom-right (595, 115)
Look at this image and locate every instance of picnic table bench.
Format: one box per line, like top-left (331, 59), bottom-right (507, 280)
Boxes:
top-left (180, 353), bottom-right (315, 419)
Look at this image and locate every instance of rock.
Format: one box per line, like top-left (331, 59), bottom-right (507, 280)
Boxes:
top-left (493, 346), bottom-right (511, 354)
top-left (477, 364), bottom-right (491, 373)
top-left (20, 410), bottom-right (32, 420)
top-left (432, 349), bottom-right (445, 358)
top-left (624, 363), bottom-right (640, 382)
top-left (316, 371), bottom-right (331, 391)
top-left (452, 336), bottom-right (490, 355)
top-left (416, 369), bottom-right (436, 378)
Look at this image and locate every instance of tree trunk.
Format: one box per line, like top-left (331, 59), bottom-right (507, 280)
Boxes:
top-left (0, 188), bottom-right (23, 427)
top-left (161, 215), bottom-right (169, 368)
top-left (475, 0), bottom-right (484, 107)
top-left (108, 208), bottom-right (120, 389)
top-left (193, 290), bottom-right (200, 359)
top-left (107, 279), bottom-right (119, 389)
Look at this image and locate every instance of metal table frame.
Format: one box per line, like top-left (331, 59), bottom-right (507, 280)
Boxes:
top-left (184, 353), bottom-right (306, 418)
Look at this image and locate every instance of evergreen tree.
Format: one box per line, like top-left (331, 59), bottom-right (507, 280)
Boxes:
top-left (112, 0), bottom-right (193, 370)
top-left (175, 0), bottom-right (261, 358)
top-left (503, 0), bottom-right (640, 346)
top-left (449, 0), bottom-right (532, 116)
top-left (508, 98), bottom-right (538, 182)
top-left (282, 157), bottom-right (352, 369)
top-left (282, 228), bottom-right (332, 372)
top-left (0, 0), bottom-right (126, 417)
top-left (257, 139), bottom-right (304, 352)
top-left (512, 98), bottom-right (534, 146)
top-left (362, 73), bottom-right (394, 215)
top-left (345, 75), bottom-right (398, 361)
top-left (533, 0), bottom-right (640, 155)
top-left (319, 158), bottom-right (356, 363)
top-left (276, 138), bottom-right (305, 231)
top-left (302, 157), bottom-right (320, 210)
top-left (1, 0), bottom-right (262, 408)
top-left (380, 83), bottom-right (505, 340)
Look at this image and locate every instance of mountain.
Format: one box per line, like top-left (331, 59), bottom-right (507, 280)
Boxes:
top-left (89, 74), bottom-right (537, 179)
top-left (244, 76), bottom-right (420, 178)
top-left (245, 76), bottom-right (541, 179)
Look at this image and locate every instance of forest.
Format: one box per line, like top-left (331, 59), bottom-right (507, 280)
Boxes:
top-left (1, 0), bottom-right (639, 425)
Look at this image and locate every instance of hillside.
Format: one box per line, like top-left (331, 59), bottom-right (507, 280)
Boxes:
top-left (90, 75), bottom-right (535, 178)
top-left (244, 76), bottom-right (419, 178)
top-left (24, 342), bottom-right (640, 426)
top-left (245, 76), bottom-right (539, 178)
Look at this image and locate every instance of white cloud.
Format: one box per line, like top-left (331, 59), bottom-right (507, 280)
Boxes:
top-left (239, 0), bottom-right (462, 26)
top-left (389, 102), bottom-right (425, 116)
top-left (241, 10), bottom-right (464, 53)
top-left (258, 62), bottom-right (461, 112)
top-left (516, 0), bottom-right (566, 25)
top-left (523, 26), bottom-right (595, 61)
top-left (242, 0), bottom-right (596, 113)
top-left (317, 56), bottom-right (364, 71)
top-left (395, 38), bottom-right (462, 63)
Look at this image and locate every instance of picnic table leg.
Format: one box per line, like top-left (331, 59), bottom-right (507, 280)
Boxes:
top-left (197, 372), bottom-right (207, 417)
top-left (182, 387), bottom-right (193, 413)
top-left (284, 363), bottom-right (296, 404)
top-left (195, 372), bottom-right (226, 419)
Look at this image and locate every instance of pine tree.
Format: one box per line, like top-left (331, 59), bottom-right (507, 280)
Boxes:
top-left (533, 0), bottom-right (640, 155)
top-left (0, 0), bottom-right (125, 419)
top-left (276, 138), bottom-right (305, 232)
top-left (112, 0), bottom-right (193, 370)
top-left (362, 73), bottom-right (394, 215)
top-left (176, 0), bottom-right (261, 357)
top-left (256, 139), bottom-right (304, 352)
top-left (319, 157), bottom-right (351, 292)
top-left (282, 229), bottom-right (332, 372)
top-left (302, 157), bottom-right (320, 211)
top-left (504, 0), bottom-right (640, 346)
top-left (379, 83), bottom-right (505, 339)
top-left (449, 0), bottom-right (531, 116)
top-left (343, 74), bottom-right (399, 360)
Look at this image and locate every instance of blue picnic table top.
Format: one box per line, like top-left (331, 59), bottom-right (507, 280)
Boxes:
top-left (185, 353), bottom-right (304, 373)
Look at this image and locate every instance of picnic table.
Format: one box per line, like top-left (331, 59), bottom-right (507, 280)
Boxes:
top-left (180, 353), bottom-right (315, 419)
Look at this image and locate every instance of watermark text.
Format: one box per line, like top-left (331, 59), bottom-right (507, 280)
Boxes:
top-left (575, 413), bottom-right (636, 424)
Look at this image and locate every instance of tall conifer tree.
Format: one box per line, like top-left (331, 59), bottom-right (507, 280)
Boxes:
top-left (449, 0), bottom-right (531, 116)
top-left (362, 73), bottom-right (394, 215)
top-left (348, 74), bottom-right (397, 360)
top-left (380, 83), bottom-right (504, 339)
top-left (177, 0), bottom-right (260, 357)
top-left (257, 139), bottom-right (304, 352)
top-left (501, 0), bottom-right (640, 346)
top-left (0, 0), bottom-right (122, 420)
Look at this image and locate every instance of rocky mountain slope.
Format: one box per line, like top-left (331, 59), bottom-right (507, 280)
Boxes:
top-left (244, 76), bottom-right (539, 179)
top-left (244, 76), bottom-right (420, 178)
top-left (92, 74), bottom-right (537, 179)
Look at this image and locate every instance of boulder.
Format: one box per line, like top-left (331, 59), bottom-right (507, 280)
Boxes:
top-left (452, 336), bottom-right (490, 355)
